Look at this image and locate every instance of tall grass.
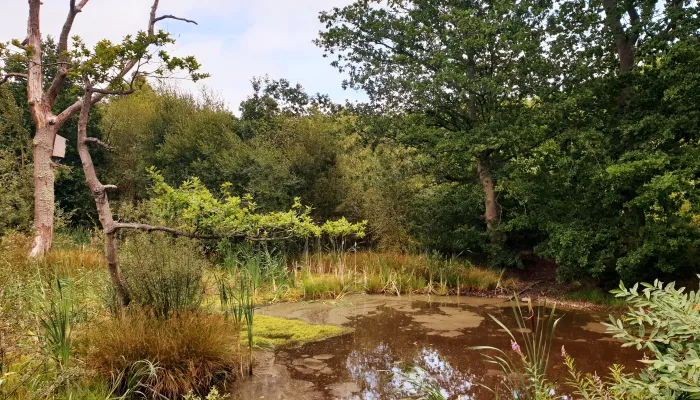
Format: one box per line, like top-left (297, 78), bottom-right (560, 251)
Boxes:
top-left (83, 310), bottom-right (241, 398)
top-left (35, 278), bottom-right (79, 369)
top-left (120, 233), bottom-right (206, 319)
top-left (219, 241), bottom-right (287, 289)
top-left (564, 287), bottom-right (626, 307)
top-left (290, 251), bottom-right (513, 300)
top-left (217, 267), bottom-right (255, 376)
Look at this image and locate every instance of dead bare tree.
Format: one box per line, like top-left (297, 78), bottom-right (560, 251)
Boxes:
top-left (0, 0), bottom-right (200, 257)
top-left (65, 1), bottom-right (209, 306)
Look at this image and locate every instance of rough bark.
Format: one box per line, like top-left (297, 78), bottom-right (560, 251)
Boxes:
top-left (27, 0), bottom-right (55, 257)
top-left (76, 87), bottom-right (130, 305)
top-left (30, 125), bottom-right (58, 257)
top-left (25, 0), bottom-right (91, 256)
top-left (476, 154), bottom-right (499, 231)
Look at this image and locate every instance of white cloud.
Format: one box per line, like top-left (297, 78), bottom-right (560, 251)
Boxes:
top-left (0, 0), bottom-right (366, 114)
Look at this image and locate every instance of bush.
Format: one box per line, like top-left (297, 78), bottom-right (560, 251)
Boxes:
top-left (83, 311), bottom-right (241, 398)
top-left (600, 278), bottom-right (700, 398)
top-left (120, 233), bottom-right (207, 319)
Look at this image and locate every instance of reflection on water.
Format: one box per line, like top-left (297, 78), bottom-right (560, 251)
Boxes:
top-left (346, 344), bottom-right (477, 399)
top-left (235, 295), bottom-right (640, 400)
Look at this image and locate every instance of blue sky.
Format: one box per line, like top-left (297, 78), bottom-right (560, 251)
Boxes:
top-left (1, 0), bottom-right (367, 113)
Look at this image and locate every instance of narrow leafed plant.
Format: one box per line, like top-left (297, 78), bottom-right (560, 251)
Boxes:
top-left (217, 268), bottom-right (254, 376)
top-left (35, 277), bottom-right (79, 369)
top-left (471, 298), bottom-right (561, 399)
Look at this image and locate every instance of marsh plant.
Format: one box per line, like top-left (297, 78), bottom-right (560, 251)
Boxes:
top-left (217, 267), bottom-right (255, 376)
top-left (219, 240), bottom-right (287, 289)
top-left (471, 298), bottom-right (561, 399)
top-left (35, 277), bottom-right (81, 370)
top-left (120, 233), bottom-right (206, 319)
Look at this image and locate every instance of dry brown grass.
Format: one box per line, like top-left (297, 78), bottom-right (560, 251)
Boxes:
top-left (44, 248), bottom-right (105, 276)
top-left (82, 310), bottom-right (241, 398)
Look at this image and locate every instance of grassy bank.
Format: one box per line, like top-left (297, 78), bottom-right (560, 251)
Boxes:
top-left (0, 232), bottom-right (515, 398)
top-left (213, 248), bottom-right (516, 304)
top-left (562, 286), bottom-right (627, 308)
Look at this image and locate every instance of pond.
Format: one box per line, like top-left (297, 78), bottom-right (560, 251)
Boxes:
top-left (231, 294), bottom-right (639, 399)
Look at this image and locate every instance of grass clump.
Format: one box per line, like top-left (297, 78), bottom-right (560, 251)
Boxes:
top-left (83, 310), bottom-right (241, 398)
top-left (564, 287), bottom-right (626, 307)
top-left (251, 315), bottom-right (347, 349)
top-left (120, 233), bottom-right (208, 319)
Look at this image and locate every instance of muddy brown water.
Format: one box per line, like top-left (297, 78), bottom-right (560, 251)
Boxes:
top-left (231, 295), bottom-right (639, 399)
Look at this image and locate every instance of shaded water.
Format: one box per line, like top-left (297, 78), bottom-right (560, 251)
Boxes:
top-left (232, 295), bottom-right (639, 399)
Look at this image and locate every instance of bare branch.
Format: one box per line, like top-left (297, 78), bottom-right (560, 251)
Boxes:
top-left (85, 136), bottom-right (114, 150)
top-left (54, 91), bottom-right (103, 126)
top-left (47, 0), bottom-right (91, 106)
top-left (111, 223), bottom-right (221, 239)
top-left (0, 72), bottom-right (28, 85)
top-left (154, 15), bottom-right (198, 25)
top-left (110, 223), bottom-right (290, 242)
top-left (148, 0), bottom-right (160, 36)
top-left (56, 0), bottom-right (197, 127)
top-left (103, 185), bottom-right (118, 190)
top-left (90, 88), bottom-right (135, 96)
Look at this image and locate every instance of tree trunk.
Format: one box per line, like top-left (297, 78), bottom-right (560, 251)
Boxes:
top-left (30, 125), bottom-right (57, 257)
top-left (104, 230), bottom-right (130, 306)
top-left (76, 88), bottom-right (130, 306)
top-left (602, 0), bottom-right (636, 73)
top-left (476, 154), bottom-right (499, 231)
top-left (26, 0), bottom-right (57, 258)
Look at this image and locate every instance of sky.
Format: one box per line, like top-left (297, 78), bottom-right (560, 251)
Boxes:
top-left (0, 0), bottom-right (367, 113)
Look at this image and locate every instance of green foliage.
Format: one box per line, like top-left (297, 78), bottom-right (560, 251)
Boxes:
top-left (183, 387), bottom-right (230, 400)
top-left (602, 278), bottom-right (700, 398)
top-left (120, 233), bottom-right (206, 319)
top-left (562, 350), bottom-right (632, 400)
top-left (68, 27), bottom-right (208, 87)
top-left (563, 287), bottom-right (627, 307)
top-left (0, 87), bottom-right (32, 235)
top-left (149, 168), bottom-right (366, 240)
top-left (35, 278), bottom-right (79, 369)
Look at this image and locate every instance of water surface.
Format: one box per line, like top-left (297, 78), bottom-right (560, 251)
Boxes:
top-left (232, 295), bottom-right (639, 399)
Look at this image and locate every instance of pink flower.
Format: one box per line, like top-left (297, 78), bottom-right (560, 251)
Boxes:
top-left (511, 340), bottom-right (522, 355)
top-left (561, 345), bottom-right (567, 357)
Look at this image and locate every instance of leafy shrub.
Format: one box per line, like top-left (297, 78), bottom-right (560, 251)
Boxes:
top-left (120, 233), bottom-right (207, 319)
top-left (469, 278), bottom-right (700, 400)
top-left (83, 311), bottom-right (240, 398)
top-left (599, 278), bottom-right (700, 399)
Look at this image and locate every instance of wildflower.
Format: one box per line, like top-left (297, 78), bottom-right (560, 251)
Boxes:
top-left (561, 345), bottom-right (567, 357)
top-left (511, 340), bottom-right (521, 355)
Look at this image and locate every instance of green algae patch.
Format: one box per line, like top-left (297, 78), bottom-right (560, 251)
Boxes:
top-left (249, 315), bottom-right (348, 349)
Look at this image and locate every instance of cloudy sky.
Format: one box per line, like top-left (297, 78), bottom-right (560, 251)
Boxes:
top-left (1, 0), bottom-right (366, 113)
